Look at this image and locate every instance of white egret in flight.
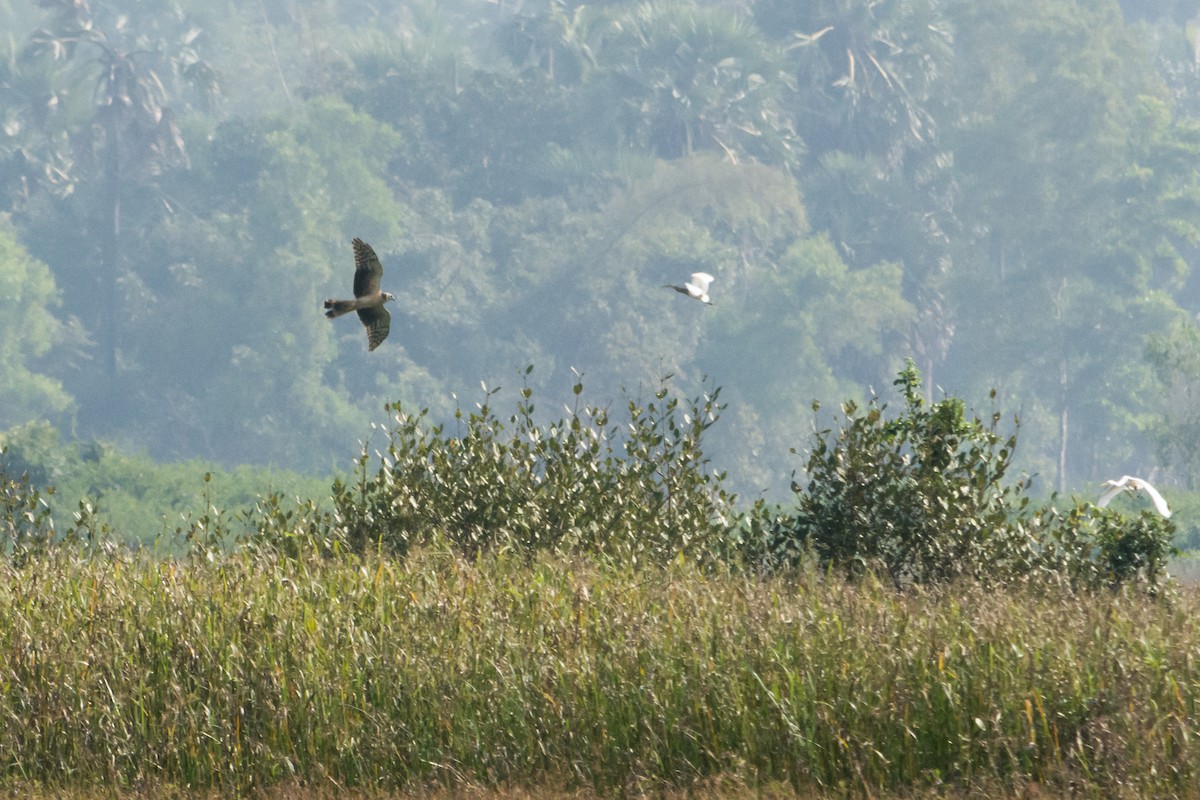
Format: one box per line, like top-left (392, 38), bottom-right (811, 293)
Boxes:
top-left (665, 272), bottom-right (714, 305)
top-left (1097, 475), bottom-right (1171, 518)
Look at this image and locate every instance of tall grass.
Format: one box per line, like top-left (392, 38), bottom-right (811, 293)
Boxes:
top-left (0, 544), bottom-right (1198, 797)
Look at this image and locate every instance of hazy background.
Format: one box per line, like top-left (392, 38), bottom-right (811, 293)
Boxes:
top-left (1, 0), bottom-right (1198, 504)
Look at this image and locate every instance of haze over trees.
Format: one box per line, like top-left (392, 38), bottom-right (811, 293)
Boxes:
top-left (2, 0), bottom-right (1199, 500)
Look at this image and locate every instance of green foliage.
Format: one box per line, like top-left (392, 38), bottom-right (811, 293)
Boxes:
top-left (19, 0), bottom-right (221, 377)
top-left (0, 420), bottom-right (333, 547)
top-left (705, 233), bottom-right (912, 405)
top-left (768, 362), bottom-right (1176, 592)
top-left (495, 155), bottom-right (816, 402)
top-left (0, 454), bottom-right (56, 554)
top-left (0, 433), bottom-right (116, 557)
top-left (940, 0), bottom-right (1194, 488)
top-left (92, 96), bottom-right (418, 467)
top-left (755, 0), bottom-right (953, 165)
top-left (0, 220), bottom-right (73, 427)
top-left (1090, 509), bottom-right (1176, 587)
top-left (334, 369), bottom-right (736, 564)
top-left (594, 2), bottom-right (799, 164)
top-left (0, 420), bottom-right (72, 487)
top-left (4, 0), bottom-right (1200, 506)
top-left (768, 360), bottom-right (1037, 586)
top-left (349, 51), bottom-right (583, 204)
top-left (1036, 505), bottom-right (1178, 591)
top-left (1148, 318), bottom-right (1200, 487)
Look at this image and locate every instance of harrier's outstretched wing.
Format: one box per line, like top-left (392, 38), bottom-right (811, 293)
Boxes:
top-left (357, 305), bottom-right (391, 352)
top-left (352, 237), bottom-right (384, 298)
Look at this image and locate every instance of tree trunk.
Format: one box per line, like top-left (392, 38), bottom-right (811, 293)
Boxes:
top-left (1056, 358), bottom-right (1068, 495)
top-left (101, 115), bottom-right (121, 377)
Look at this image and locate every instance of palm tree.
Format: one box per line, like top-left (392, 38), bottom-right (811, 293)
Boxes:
top-left (24, 0), bottom-right (218, 377)
top-left (496, 0), bottom-right (599, 86)
top-left (0, 54), bottom-right (77, 210)
top-left (755, 0), bottom-right (952, 169)
top-left (596, 2), bottom-right (800, 166)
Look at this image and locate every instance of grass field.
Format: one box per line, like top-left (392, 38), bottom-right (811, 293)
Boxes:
top-left (0, 541), bottom-right (1198, 799)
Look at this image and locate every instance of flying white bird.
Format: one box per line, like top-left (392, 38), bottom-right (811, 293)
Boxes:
top-left (664, 272), bottom-right (714, 304)
top-left (1097, 475), bottom-right (1171, 518)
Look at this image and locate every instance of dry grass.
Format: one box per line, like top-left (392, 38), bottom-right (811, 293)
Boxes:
top-left (1, 543), bottom-right (1198, 798)
top-left (0, 780), bottom-right (1171, 800)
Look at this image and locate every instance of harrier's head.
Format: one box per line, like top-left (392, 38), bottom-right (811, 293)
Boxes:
top-left (382, 292), bottom-right (396, 303)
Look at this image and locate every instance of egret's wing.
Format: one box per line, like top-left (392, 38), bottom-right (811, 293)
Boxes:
top-left (690, 272), bottom-right (714, 291)
top-left (351, 238), bottom-right (384, 298)
top-left (1137, 480), bottom-right (1172, 518)
top-left (1097, 482), bottom-right (1124, 508)
top-left (357, 305), bottom-right (391, 351)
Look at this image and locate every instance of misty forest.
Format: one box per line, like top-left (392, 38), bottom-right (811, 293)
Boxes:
top-left (0, 0), bottom-right (1197, 519)
top-left (7, 1), bottom-right (1200, 797)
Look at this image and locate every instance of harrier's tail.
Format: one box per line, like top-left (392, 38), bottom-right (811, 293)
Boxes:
top-left (324, 299), bottom-right (356, 319)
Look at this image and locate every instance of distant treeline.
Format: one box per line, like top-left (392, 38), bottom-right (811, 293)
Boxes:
top-left (0, 0), bottom-right (1198, 500)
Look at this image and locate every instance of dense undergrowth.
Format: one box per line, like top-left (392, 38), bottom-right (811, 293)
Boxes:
top-left (0, 366), bottom-right (1192, 797)
top-left (0, 419), bottom-right (333, 548)
top-left (0, 365), bottom-right (1178, 590)
top-left (0, 546), bottom-right (1198, 797)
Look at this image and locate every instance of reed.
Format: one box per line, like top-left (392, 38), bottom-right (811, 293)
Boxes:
top-left (0, 544), bottom-right (1198, 798)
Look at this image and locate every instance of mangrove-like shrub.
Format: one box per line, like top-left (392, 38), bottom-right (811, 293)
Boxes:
top-left (333, 369), bottom-right (737, 564)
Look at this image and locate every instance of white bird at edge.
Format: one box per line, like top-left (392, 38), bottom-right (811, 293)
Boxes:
top-left (664, 272), bottom-right (714, 304)
top-left (1097, 475), bottom-right (1172, 518)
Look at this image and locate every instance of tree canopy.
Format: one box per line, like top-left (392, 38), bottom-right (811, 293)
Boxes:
top-left (1, 0), bottom-right (1198, 500)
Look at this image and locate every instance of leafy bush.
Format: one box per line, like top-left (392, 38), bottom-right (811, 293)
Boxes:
top-left (0, 421), bottom-right (74, 487)
top-left (0, 445), bottom-right (117, 560)
top-left (766, 361), bottom-right (1175, 590)
top-left (1035, 505), bottom-right (1177, 591)
top-left (332, 369), bottom-right (737, 564)
top-left (0, 461), bottom-right (56, 555)
top-left (766, 361), bottom-right (1038, 585)
top-left (0, 367), bottom-right (1178, 592)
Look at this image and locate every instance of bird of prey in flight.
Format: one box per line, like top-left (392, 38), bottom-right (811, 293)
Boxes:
top-left (324, 238), bottom-right (395, 351)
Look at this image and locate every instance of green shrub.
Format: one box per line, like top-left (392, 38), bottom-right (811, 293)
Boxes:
top-left (332, 369), bottom-right (737, 564)
top-left (0, 421), bottom-right (75, 487)
top-left (1035, 504), bottom-right (1177, 591)
top-left (766, 361), bottom-right (1176, 590)
top-left (0, 459), bottom-right (56, 555)
top-left (766, 361), bottom-right (1039, 586)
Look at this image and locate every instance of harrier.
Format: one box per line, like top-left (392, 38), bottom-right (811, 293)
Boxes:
top-left (324, 238), bottom-right (395, 351)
